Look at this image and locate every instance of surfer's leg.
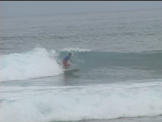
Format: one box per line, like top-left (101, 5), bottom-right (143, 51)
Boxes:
top-left (62, 61), bottom-right (65, 69)
top-left (65, 63), bottom-right (70, 69)
top-left (63, 61), bottom-right (70, 69)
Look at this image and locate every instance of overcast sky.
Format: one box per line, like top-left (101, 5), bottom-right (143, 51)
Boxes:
top-left (1, 1), bottom-right (162, 17)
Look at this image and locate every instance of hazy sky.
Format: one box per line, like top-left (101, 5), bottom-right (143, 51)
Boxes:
top-left (1, 1), bottom-right (162, 17)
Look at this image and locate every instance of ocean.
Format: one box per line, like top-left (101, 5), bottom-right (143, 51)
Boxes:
top-left (1, 9), bottom-right (162, 122)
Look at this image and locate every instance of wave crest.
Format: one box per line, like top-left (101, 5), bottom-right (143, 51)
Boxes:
top-left (1, 48), bottom-right (63, 81)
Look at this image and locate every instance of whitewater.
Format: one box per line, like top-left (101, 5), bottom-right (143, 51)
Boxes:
top-left (1, 9), bottom-right (162, 122)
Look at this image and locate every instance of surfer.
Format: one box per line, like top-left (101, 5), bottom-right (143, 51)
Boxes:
top-left (62, 53), bottom-right (74, 69)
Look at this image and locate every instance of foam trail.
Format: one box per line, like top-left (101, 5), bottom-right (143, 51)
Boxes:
top-left (1, 48), bottom-right (63, 81)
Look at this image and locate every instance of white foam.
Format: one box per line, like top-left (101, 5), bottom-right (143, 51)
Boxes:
top-left (1, 81), bottom-right (162, 122)
top-left (61, 48), bottom-right (91, 53)
top-left (1, 48), bottom-right (63, 81)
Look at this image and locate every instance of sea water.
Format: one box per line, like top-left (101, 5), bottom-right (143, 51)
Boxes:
top-left (1, 9), bottom-right (162, 122)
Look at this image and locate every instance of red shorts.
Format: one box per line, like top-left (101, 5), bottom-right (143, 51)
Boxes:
top-left (62, 60), bottom-right (70, 66)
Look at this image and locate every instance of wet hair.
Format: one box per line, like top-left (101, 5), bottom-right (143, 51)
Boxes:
top-left (69, 53), bottom-right (72, 56)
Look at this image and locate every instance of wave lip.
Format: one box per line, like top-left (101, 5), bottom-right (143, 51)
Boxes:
top-left (1, 48), bottom-right (63, 81)
top-left (60, 48), bottom-right (91, 53)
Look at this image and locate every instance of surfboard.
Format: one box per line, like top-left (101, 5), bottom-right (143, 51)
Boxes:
top-left (64, 69), bottom-right (80, 73)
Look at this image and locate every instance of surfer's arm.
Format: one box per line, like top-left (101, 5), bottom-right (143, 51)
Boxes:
top-left (70, 59), bottom-right (74, 64)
